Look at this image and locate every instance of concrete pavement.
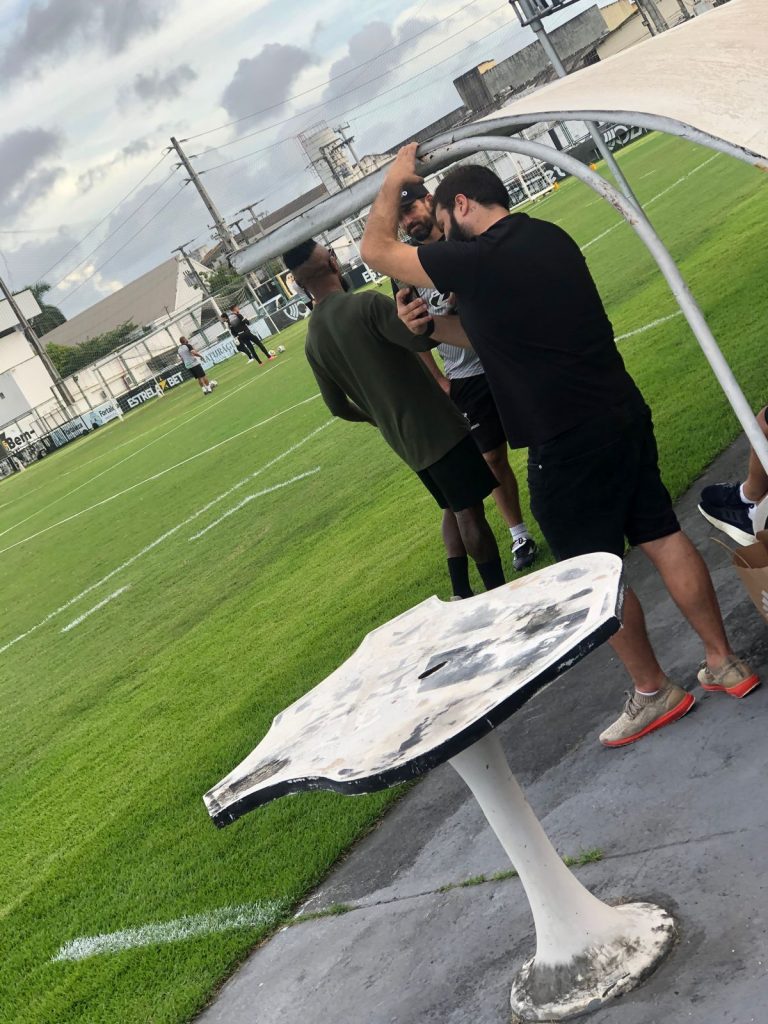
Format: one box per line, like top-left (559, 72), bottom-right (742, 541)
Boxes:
top-left (197, 435), bottom-right (768, 1024)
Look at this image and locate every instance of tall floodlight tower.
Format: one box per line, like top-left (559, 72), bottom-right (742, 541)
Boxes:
top-left (507, 0), bottom-right (641, 209)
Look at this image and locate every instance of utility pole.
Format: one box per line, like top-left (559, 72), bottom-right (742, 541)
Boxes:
top-left (673, 0), bottom-right (692, 21)
top-left (237, 203), bottom-right (266, 239)
top-left (507, 1), bottom-right (642, 210)
top-left (635, 0), bottom-right (671, 33)
top-left (170, 137), bottom-right (239, 251)
top-left (172, 242), bottom-right (222, 316)
top-left (0, 275), bottom-right (74, 405)
top-left (170, 135), bottom-right (260, 302)
top-left (335, 123), bottom-right (360, 167)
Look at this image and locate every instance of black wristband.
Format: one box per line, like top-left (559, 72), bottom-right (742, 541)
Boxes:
top-left (423, 318), bottom-right (436, 337)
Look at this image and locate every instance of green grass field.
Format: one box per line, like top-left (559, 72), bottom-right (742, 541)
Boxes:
top-left (1, 133), bottom-right (767, 1024)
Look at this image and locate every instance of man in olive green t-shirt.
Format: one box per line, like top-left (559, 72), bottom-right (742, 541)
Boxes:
top-left (283, 239), bottom-right (505, 592)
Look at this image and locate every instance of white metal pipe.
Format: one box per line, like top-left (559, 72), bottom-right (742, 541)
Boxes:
top-left (449, 731), bottom-right (623, 963)
top-left (431, 110), bottom-right (768, 170)
top-left (232, 132), bottom-right (768, 482)
top-left (450, 731), bottom-right (676, 1019)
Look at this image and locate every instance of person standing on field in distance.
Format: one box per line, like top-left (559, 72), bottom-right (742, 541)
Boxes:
top-left (220, 313), bottom-right (262, 364)
top-left (361, 143), bottom-right (759, 748)
top-left (227, 305), bottom-right (273, 362)
top-left (177, 337), bottom-right (217, 395)
top-left (283, 237), bottom-right (507, 595)
top-left (395, 182), bottom-right (538, 594)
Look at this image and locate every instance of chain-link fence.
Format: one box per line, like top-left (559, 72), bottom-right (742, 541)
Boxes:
top-left (0, 270), bottom-right (321, 478)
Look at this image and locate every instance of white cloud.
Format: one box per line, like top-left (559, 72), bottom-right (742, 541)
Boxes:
top-left (1, 0), bottom-right (617, 314)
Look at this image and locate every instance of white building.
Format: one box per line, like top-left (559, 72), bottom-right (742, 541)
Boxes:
top-left (41, 254), bottom-right (213, 349)
top-left (0, 290), bottom-right (63, 433)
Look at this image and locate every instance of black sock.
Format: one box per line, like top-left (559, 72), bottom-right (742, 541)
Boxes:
top-left (477, 557), bottom-right (505, 591)
top-left (447, 556), bottom-right (473, 598)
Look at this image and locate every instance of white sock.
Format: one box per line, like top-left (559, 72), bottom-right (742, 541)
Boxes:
top-left (635, 688), bottom-right (660, 699)
top-left (739, 483), bottom-right (755, 508)
top-left (510, 523), bottom-right (530, 543)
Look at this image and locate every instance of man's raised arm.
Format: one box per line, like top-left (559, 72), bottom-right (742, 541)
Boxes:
top-left (361, 144), bottom-right (435, 289)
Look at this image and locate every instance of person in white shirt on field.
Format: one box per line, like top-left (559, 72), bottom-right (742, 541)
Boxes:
top-left (177, 337), bottom-right (217, 395)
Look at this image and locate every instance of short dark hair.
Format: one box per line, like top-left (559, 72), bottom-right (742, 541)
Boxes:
top-left (433, 165), bottom-right (509, 213)
top-left (283, 239), bottom-right (318, 271)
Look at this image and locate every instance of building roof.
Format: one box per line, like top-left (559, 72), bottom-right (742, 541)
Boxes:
top-left (480, 0), bottom-right (766, 160)
top-left (42, 256), bottom-right (207, 348)
top-left (201, 184), bottom-right (330, 267)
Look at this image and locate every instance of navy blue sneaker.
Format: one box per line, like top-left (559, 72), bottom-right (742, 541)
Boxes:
top-left (512, 536), bottom-right (538, 571)
top-left (698, 482), bottom-right (754, 546)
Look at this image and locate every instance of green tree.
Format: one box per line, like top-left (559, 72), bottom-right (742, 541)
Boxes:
top-left (26, 281), bottom-right (66, 336)
top-left (205, 265), bottom-right (249, 310)
top-left (46, 321), bottom-right (139, 377)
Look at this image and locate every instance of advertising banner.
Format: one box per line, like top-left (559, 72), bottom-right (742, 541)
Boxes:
top-left (82, 398), bottom-right (122, 429)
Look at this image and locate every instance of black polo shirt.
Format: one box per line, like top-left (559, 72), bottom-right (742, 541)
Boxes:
top-left (417, 213), bottom-right (644, 448)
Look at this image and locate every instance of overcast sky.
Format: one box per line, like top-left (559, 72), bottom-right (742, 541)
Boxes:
top-left (0, 0), bottom-right (610, 316)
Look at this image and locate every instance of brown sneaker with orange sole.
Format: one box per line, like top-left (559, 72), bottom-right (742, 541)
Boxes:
top-left (697, 656), bottom-right (760, 699)
top-left (599, 680), bottom-right (695, 748)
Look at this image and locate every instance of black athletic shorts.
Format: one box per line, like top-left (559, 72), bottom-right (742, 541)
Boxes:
top-left (416, 434), bottom-right (499, 513)
top-left (449, 374), bottom-right (507, 454)
top-left (527, 403), bottom-right (680, 560)
top-left (190, 364), bottom-right (205, 380)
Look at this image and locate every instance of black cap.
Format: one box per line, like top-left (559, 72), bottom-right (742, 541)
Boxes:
top-left (398, 183), bottom-right (429, 207)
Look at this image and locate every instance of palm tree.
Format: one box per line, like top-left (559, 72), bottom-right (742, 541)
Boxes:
top-left (26, 281), bottom-right (66, 336)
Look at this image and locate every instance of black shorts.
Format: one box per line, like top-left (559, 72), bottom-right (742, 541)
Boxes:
top-left (527, 404), bottom-right (680, 560)
top-left (190, 364), bottom-right (205, 380)
top-left (449, 374), bottom-right (507, 454)
top-left (416, 434), bottom-right (499, 513)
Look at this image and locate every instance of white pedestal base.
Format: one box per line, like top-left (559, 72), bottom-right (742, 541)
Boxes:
top-left (449, 732), bottom-right (676, 1021)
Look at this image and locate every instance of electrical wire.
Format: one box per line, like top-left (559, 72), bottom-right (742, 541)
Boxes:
top-left (37, 151), bottom-right (170, 282)
top-left (56, 182), bottom-right (189, 307)
top-left (49, 165), bottom-right (179, 293)
top-left (190, 2), bottom-right (508, 161)
top-left (181, 0), bottom-right (487, 143)
top-left (198, 9), bottom-right (512, 181)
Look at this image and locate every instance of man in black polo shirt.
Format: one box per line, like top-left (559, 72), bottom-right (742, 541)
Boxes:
top-left (361, 144), bottom-right (758, 747)
top-left (283, 238), bottom-right (506, 595)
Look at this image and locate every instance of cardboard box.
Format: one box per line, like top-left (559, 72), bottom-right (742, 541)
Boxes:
top-left (722, 530), bottom-right (768, 624)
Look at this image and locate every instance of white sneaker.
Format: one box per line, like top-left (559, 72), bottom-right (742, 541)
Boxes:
top-left (202, 386), bottom-right (210, 394)
top-left (209, 380), bottom-right (218, 389)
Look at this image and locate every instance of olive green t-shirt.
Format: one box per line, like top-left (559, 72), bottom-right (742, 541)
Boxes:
top-left (305, 290), bottom-right (468, 471)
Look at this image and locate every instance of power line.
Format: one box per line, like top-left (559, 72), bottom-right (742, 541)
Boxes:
top-left (198, 9), bottom-right (513, 184)
top-left (37, 151), bottom-right (170, 283)
top-left (49, 165), bottom-right (179, 293)
top-left (56, 182), bottom-right (189, 307)
top-left (181, 0), bottom-right (487, 144)
top-left (190, 1), bottom-right (507, 161)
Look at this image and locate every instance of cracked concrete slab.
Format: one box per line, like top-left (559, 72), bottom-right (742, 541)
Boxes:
top-left (196, 435), bottom-right (768, 1024)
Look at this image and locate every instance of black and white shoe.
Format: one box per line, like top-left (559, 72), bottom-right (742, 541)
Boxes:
top-left (512, 536), bottom-right (538, 571)
top-left (698, 482), bottom-right (754, 546)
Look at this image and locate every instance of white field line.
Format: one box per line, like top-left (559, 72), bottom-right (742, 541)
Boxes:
top-left (581, 154), bottom-right (720, 251)
top-left (51, 899), bottom-right (287, 962)
top-left (190, 468), bottom-right (320, 541)
top-left (615, 311), bottom-right (683, 341)
top-left (0, 394), bottom-right (320, 557)
top-left (0, 420), bottom-right (334, 657)
top-left (60, 586), bottom-right (130, 634)
top-left (0, 360), bottom-right (286, 533)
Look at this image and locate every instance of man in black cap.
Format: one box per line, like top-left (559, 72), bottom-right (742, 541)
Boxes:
top-left (283, 237), bottom-right (507, 596)
top-left (395, 182), bottom-right (538, 593)
top-left (360, 144), bottom-right (759, 749)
